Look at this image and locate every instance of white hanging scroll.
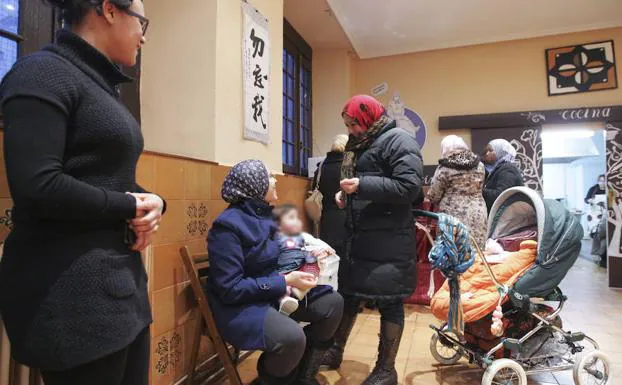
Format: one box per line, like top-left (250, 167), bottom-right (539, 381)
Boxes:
top-left (242, 2), bottom-right (270, 144)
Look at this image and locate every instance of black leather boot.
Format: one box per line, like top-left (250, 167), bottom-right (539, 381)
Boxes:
top-left (361, 321), bottom-right (404, 385)
top-left (319, 303), bottom-right (358, 370)
top-left (296, 338), bottom-right (333, 385)
top-left (251, 355), bottom-right (297, 385)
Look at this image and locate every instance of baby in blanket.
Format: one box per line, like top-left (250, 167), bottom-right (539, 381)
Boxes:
top-left (273, 204), bottom-right (334, 315)
top-left (431, 240), bottom-right (538, 323)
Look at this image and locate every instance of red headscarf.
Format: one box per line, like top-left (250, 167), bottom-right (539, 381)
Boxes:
top-left (342, 95), bottom-right (386, 131)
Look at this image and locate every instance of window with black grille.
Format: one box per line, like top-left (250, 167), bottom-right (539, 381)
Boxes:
top-left (283, 19), bottom-right (312, 176)
top-left (0, 1), bottom-right (141, 123)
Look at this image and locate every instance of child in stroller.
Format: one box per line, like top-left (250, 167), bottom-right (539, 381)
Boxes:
top-left (420, 187), bottom-right (611, 385)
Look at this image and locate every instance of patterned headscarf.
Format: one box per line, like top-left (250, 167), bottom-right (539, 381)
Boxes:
top-left (487, 139), bottom-right (517, 173)
top-left (221, 160), bottom-right (270, 204)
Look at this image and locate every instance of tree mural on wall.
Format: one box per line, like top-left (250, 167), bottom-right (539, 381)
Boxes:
top-left (606, 123), bottom-right (622, 258)
top-left (511, 127), bottom-right (543, 192)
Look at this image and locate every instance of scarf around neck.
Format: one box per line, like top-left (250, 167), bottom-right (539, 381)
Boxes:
top-left (340, 95), bottom-right (392, 183)
top-left (439, 150), bottom-right (480, 170)
top-left (341, 114), bottom-right (393, 181)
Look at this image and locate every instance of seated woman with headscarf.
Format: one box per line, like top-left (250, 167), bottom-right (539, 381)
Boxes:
top-left (205, 160), bottom-right (344, 385)
top-left (482, 139), bottom-right (524, 212)
top-left (427, 135), bottom-right (487, 248)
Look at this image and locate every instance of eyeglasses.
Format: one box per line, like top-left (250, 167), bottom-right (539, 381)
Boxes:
top-left (122, 8), bottom-right (150, 36)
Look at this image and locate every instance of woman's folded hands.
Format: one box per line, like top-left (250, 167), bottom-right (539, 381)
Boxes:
top-left (128, 193), bottom-right (165, 251)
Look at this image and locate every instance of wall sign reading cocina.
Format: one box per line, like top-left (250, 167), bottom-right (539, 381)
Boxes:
top-left (559, 107), bottom-right (611, 121)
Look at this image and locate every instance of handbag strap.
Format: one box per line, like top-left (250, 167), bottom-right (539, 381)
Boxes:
top-left (314, 159), bottom-right (325, 190)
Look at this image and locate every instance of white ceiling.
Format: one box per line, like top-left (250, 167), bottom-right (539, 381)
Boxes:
top-left (326, 0), bottom-right (622, 59)
top-left (284, 0), bottom-right (353, 50)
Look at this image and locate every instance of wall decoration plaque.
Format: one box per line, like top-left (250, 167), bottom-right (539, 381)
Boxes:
top-left (546, 40), bottom-right (617, 96)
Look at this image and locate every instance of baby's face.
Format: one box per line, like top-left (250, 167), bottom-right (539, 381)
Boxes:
top-left (279, 210), bottom-right (303, 235)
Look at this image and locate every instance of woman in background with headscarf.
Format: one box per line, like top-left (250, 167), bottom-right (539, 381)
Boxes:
top-left (206, 160), bottom-right (343, 385)
top-left (427, 135), bottom-right (487, 247)
top-left (321, 95), bottom-right (423, 385)
top-left (482, 139), bottom-right (524, 212)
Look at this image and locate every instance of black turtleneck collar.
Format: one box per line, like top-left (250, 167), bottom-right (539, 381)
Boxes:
top-left (44, 30), bottom-right (133, 95)
top-left (325, 151), bottom-right (344, 161)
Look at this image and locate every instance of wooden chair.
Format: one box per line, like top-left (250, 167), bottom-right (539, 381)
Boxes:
top-left (179, 246), bottom-right (247, 385)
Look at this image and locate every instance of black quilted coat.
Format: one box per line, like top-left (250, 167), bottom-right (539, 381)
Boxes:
top-left (341, 120), bottom-right (423, 300)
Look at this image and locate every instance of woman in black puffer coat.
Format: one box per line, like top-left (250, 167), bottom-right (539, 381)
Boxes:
top-left (321, 95), bottom-right (423, 385)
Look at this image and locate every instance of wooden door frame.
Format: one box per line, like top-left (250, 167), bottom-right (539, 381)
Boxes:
top-left (438, 105), bottom-right (622, 288)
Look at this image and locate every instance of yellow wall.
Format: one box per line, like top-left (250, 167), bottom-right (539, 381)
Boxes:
top-left (312, 49), bottom-right (356, 155)
top-left (141, 0), bottom-right (217, 161)
top-left (313, 27), bottom-right (622, 164)
top-left (141, 0), bottom-right (284, 172)
top-left (214, 0), bottom-right (284, 170)
top-left (137, 2), bottom-right (291, 384)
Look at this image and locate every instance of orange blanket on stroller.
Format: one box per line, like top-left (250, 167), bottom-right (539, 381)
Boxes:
top-left (431, 240), bottom-right (537, 323)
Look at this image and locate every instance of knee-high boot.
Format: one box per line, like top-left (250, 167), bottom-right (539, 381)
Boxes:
top-left (296, 337), bottom-right (333, 385)
top-left (361, 321), bottom-right (404, 385)
top-left (319, 302), bottom-right (358, 370)
top-left (252, 355), bottom-right (298, 385)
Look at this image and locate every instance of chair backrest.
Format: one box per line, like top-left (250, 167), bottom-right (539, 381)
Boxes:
top-left (178, 246), bottom-right (243, 385)
top-left (179, 246), bottom-right (214, 324)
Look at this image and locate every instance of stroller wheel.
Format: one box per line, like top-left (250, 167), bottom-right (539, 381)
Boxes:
top-left (481, 359), bottom-right (527, 385)
top-left (429, 332), bottom-right (462, 365)
top-left (573, 350), bottom-right (610, 385)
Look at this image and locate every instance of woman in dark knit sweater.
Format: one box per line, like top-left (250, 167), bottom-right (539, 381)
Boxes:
top-left (313, 134), bottom-right (348, 261)
top-left (0, 1), bottom-right (163, 384)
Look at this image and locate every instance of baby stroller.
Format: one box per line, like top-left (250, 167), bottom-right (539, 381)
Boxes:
top-left (417, 187), bottom-right (610, 385)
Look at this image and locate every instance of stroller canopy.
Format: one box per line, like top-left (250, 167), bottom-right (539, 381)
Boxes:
top-left (487, 187), bottom-right (583, 298)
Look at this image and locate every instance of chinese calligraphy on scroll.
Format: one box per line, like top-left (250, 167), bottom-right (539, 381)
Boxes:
top-left (242, 2), bottom-right (270, 144)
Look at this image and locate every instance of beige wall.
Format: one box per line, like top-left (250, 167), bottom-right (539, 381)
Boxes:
top-left (313, 27), bottom-right (622, 164)
top-left (141, 0), bottom-right (284, 172)
top-left (312, 49), bottom-right (356, 155)
top-left (214, 0), bottom-right (284, 170)
top-left (141, 0), bottom-right (217, 161)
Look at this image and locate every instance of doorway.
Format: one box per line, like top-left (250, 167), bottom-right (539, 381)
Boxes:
top-left (439, 105), bottom-right (622, 287)
top-left (541, 123), bottom-right (607, 267)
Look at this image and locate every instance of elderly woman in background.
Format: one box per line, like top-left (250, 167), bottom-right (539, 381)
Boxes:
top-left (427, 135), bottom-right (487, 248)
top-left (482, 139), bottom-right (524, 212)
top-left (314, 134), bottom-right (349, 261)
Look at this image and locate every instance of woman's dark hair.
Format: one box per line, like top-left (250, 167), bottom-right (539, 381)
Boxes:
top-left (43, 0), bottom-right (133, 27)
top-left (273, 204), bottom-right (298, 222)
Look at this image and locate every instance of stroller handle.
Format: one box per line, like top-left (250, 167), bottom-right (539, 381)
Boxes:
top-left (412, 209), bottom-right (438, 219)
